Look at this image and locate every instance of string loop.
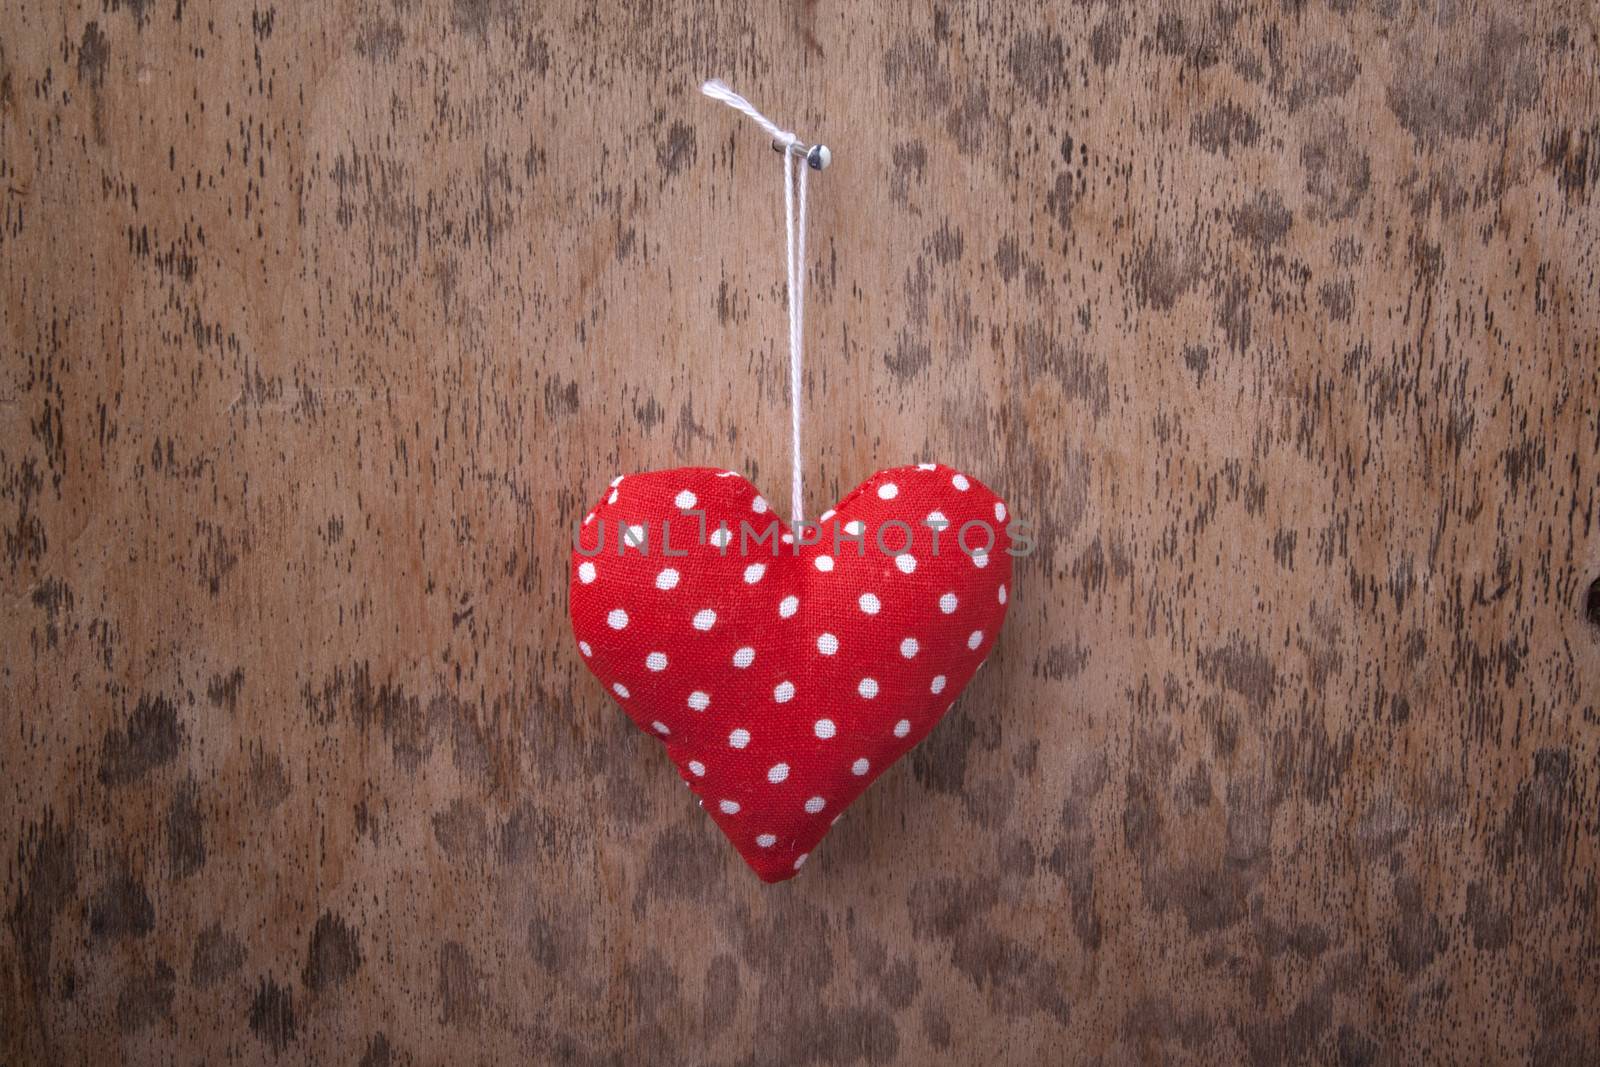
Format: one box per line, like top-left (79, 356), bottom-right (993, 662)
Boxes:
top-left (700, 79), bottom-right (827, 527)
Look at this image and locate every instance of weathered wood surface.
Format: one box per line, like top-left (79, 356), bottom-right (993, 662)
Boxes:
top-left (4, 1), bottom-right (1599, 1063)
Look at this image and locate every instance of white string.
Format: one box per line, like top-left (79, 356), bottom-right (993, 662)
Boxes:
top-left (788, 153), bottom-right (809, 527)
top-left (701, 78), bottom-right (813, 526)
top-left (700, 79), bottom-right (800, 149)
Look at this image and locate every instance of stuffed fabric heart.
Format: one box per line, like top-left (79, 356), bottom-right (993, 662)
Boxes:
top-left (570, 464), bottom-right (1012, 882)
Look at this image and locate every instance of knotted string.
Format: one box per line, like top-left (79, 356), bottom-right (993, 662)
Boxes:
top-left (700, 78), bottom-right (820, 527)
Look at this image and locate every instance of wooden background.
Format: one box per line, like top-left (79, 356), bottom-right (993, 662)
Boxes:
top-left (4, 1), bottom-right (1599, 1063)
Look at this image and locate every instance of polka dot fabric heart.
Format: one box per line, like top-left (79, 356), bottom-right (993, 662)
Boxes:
top-left (571, 464), bottom-right (1012, 882)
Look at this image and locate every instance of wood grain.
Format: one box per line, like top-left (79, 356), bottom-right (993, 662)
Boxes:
top-left (4, 1), bottom-right (1599, 1063)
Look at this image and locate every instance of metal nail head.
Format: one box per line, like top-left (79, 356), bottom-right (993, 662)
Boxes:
top-left (772, 140), bottom-right (832, 171)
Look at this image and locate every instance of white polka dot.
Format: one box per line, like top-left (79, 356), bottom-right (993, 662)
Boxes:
top-left (939, 592), bottom-right (958, 614)
top-left (817, 633), bottom-right (839, 655)
top-left (952, 474), bottom-right (971, 491)
top-left (719, 799), bottom-right (740, 814)
top-left (852, 758), bottom-right (870, 775)
top-left (819, 509), bottom-right (836, 521)
top-left (688, 760), bottom-right (705, 776)
top-left (967, 630), bottom-right (984, 650)
top-left (858, 678), bottom-right (879, 699)
top-left (612, 683), bottom-right (630, 698)
top-left (717, 470), bottom-right (738, 478)
top-left (751, 496), bottom-right (768, 514)
top-left (733, 647), bottom-right (755, 668)
top-left (804, 796), bottom-right (825, 814)
top-left (729, 728), bottom-right (750, 749)
top-left (646, 651), bottom-right (668, 671)
top-left (675, 489), bottom-right (698, 509)
top-left (793, 853), bottom-right (808, 869)
top-left (743, 562), bottom-right (767, 584)
top-left (578, 561), bottom-right (597, 584)
top-left (578, 641), bottom-right (592, 657)
top-left (900, 637), bottom-right (919, 658)
top-left (693, 608), bottom-right (717, 631)
top-left (931, 675), bottom-right (947, 694)
top-left (607, 608), bottom-right (629, 629)
top-left (711, 527), bottom-right (732, 548)
top-left (895, 553), bottom-right (917, 574)
top-left (651, 720), bottom-right (669, 735)
top-left (972, 551), bottom-right (989, 568)
top-left (610, 475), bottom-right (625, 488)
top-left (814, 718), bottom-right (836, 739)
top-left (767, 762), bottom-right (790, 783)
top-left (917, 462), bottom-right (937, 471)
top-left (607, 490), bottom-right (619, 504)
top-left (624, 524), bottom-right (645, 547)
top-left (757, 834), bottom-right (777, 848)
top-left (774, 681), bottom-right (795, 703)
top-left (859, 593), bottom-right (881, 615)
top-left (814, 555), bottom-right (835, 572)
top-left (998, 584), bottom-right (1007, 604)
top-left (994, 501), bottom-right (1007, 521)
top-left (844, 519), bottom-right (865, 536)
top-left (781, 533), bottom-right (794, 545)
top-left (894, 719), bottom-right (911, 738)
top-left (688, 691), bottom-right (710, 711)
top-left (877, 482), bottom-right (899, 500)
top-left (655, 567), bottom-right (680, 590)
top-left (779, 595), bottom-right (799, 618)
top-left (926, 511), bottom-right (948, 529)
top-left (584, 512), bottom-right (595, 526)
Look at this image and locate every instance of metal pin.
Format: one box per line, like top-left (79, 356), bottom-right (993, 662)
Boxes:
top-left (772, 139), bottom-right (832, 171)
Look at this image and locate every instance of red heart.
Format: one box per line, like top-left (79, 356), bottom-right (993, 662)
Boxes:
top-left (570, 464), bottom-right (1012, 882)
